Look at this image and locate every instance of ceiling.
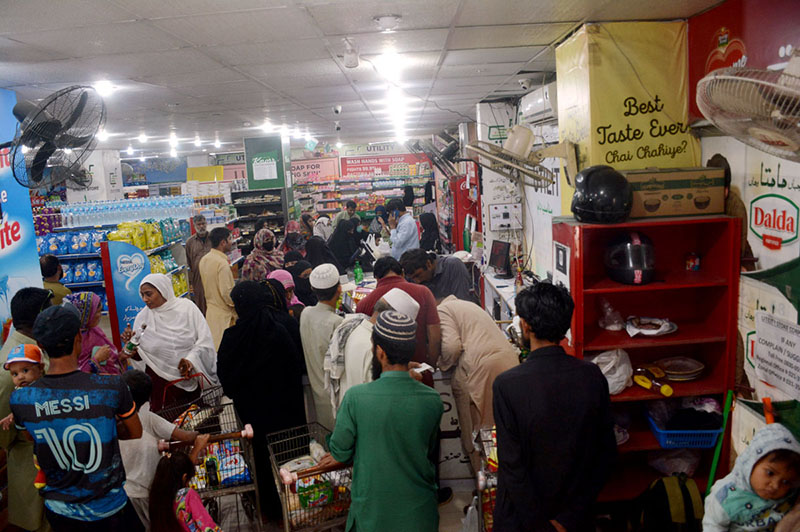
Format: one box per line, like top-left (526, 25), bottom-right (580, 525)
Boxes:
top-left (0, 0), bottom-right (722, 158)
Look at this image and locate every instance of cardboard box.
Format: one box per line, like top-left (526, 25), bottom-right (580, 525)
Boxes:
top-left (623, 167), bottom-right (725, 218)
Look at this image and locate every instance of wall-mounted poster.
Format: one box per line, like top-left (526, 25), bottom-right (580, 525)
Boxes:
top-left (0, 89), bottom-right (43, 330)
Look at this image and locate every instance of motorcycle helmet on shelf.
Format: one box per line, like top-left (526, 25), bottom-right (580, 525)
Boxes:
top-left (604, 232), bottom-right (656, 285)
top-left (571, 165), bottom-right (633, 223)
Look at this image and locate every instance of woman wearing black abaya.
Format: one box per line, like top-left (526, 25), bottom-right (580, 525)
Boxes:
top-left (419, 212), bottom-right (442, 253)
top-left (287, 260), bottom-right (317, 307)
top-left (217, 281), bottom-right (306, 523)
top-left (327, 218), bottom-right (357, 269)
top-left (259, 279), bottom-right (306, 371)
top-left (305, 236), bottom-right (345, 274)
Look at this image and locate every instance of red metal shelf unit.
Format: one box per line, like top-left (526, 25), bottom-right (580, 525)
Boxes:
top-left (552, 215), bottom-right (741, 502)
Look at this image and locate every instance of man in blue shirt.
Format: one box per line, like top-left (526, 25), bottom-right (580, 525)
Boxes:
top-left (387, 199), bottom-right (419, 260)
top-left (11, 305), bottom-right (143, 531)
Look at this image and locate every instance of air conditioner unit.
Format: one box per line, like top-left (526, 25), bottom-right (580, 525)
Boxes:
top-left (519, 82), bottom-right (558, 125)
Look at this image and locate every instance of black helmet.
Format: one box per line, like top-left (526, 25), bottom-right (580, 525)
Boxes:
top-left (604, 232), bottom-right (655, 285)
top-left (571, 165), bottom-right (633, 223)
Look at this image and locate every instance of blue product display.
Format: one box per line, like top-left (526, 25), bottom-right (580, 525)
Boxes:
top-left (61, 262), bottom-right (74, 284)
top-left (73, 262), bottom-right (87, 283)
top-left (87, 261), bottom-right (103, 282)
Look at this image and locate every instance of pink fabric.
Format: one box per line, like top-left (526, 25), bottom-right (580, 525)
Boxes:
top-left (64, 292), bottom-right (123, 374)
top-left (267, 269), bottom-right (301, 306)
top-left (175, 487), bottom-right (221, 532)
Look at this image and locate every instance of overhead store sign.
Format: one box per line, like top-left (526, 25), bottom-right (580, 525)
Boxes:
top-left (215, 153), bottom-right (245, 165)
top-left (340, 153), bottom-right (431, 177)
top-left (340, 142), bottom-right (408, 157)
top-left (290, 158), bottom-right (338, 184)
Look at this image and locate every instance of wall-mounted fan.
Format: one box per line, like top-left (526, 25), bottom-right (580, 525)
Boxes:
top-left (406, 131), bottom-right (460, 179)
top-left (0, 85), bottom-right (106, 189)
top-left (697, 50), bottom-right (800, 162)
top-left (465, 125), bottom-right (578, 188)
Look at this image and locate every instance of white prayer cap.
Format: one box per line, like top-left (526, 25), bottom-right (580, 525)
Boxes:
top-left (310, 263), bottom-right (340, 289)
top-left (382, 288), bottom-right (420, 320)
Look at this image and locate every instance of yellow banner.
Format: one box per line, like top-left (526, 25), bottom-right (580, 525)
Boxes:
top-left (187, 165), bottom-right (224, 182)
top-left (556, 22), bottom-right (701, 214)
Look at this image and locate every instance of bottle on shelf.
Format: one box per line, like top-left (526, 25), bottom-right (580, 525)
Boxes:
top-left (353, 260), bottom-right (363, 284)
top-left (122, 324), bottom-right (147, 357)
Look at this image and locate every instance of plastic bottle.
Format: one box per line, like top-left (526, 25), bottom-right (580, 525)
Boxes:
top-left (353, 260), bottom-right (363, 284)
top-left (122, 324), bottom-right (147, 357)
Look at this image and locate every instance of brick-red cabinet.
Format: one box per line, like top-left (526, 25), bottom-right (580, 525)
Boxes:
top-left (552, 215), bottom-right (741, 501)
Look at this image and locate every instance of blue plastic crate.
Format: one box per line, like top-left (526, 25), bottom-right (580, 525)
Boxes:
top-left (647, 414), bottom-right (722, 449)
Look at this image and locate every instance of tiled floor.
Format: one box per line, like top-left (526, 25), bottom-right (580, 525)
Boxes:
top-left (438, 490), bottom-right (475, 531)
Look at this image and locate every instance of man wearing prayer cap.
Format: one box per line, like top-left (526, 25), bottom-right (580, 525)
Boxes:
top-left (323, 287), bottom-right (420, 414)
top-left (319, 311), bottom-right (443, 532)
top-left (300, 263), bottom-right (343, 430)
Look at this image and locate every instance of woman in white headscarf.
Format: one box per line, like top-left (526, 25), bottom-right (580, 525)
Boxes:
top-left (120, 273), bottom-right (219, 411)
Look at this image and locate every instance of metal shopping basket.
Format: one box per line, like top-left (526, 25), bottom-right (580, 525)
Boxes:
top-left (156, 377), bottom-right (262, 530)
top-left (267, 423), bottom-right (352, 532)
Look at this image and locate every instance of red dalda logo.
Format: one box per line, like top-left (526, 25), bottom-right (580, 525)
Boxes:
top-left (750, 194), bottom-right (799, 250)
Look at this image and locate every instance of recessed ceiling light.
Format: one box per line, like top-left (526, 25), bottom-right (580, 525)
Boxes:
top-left (194, 136), bottom-right (201, 147)
top-left (138, 133), bottom-right (147, 143)
top-left (126, 145), bottom-right (134, 155)
top-left (97, 129), bottom-right (109, 141)
top-left (336, 141), bottom-right (343, 149)
top-left (93, 80), bottom-right (115, 97)
top-left (169, 131), bottom-right (178, 148)
top-left (261, 120), bottom-right (273, 133)
top-left (170, 147), bottom-right (177, 157)
top-left (139, 155), bottom-right (145, 162)
top-left (374, 14), bottom-right (401, 33)
top-left (214, 138), bottom-right (221, 148)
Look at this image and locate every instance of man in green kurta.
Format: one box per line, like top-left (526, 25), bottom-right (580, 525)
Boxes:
top-left (321, 310), bottom-right (442, 532)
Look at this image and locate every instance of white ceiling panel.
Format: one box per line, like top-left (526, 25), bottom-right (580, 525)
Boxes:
top-left (265, 74), bottom-right (351, 91)
top-left (289, 85), bottom-right (360, 102)
top-left (174, 80), bottom-right (268, 99)
top-left (151, 8), bottom-right (316, 47)
top-left (458, 0), bottom-right (591, 26)
top-left (344, 29), bottom-right (450, 55)
top-left (138, 69), bottom-right (248, 88)
top-left (432, 75), bottom-right (511, 89)
top-left (207, 40), bottom-right (330, 66)
top-left (449, 23), bottom-right (575, 49)
top-left (591, 0), bottom-right (724, 21)
top-left (0, 37), bottom-right (72, 62)
top-left (109, 0), bottom-right (289, 19)
top-left (0, 0), bottom-right (134, 35)
top-left (85, 49), bottom-right (224, 80)
top-left (444, 47), bottom-right (545, 65)
top-left (6, 22), bottom-right (184, 58)
top-left (239, 59), bottom-right (342, 80)
top-left (438, 62), bottom-right (527, 78)
top-left (308, 0), bottom-right (460, 35)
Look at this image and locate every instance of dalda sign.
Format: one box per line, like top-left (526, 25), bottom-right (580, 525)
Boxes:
top-left (749, 194), bottom-right (799, 250)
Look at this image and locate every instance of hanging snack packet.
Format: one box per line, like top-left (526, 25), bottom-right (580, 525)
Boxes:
top-left (86, 261), bottom-right (103, 282)
top-left (61, 262), bottom-right (74, 284)
top-left (73, 262), bottom-right (87, 283)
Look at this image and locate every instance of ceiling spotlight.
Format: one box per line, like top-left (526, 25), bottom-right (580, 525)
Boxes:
top-left (169, 131), bottom-right (178, 148)
top-left (97, 129), bottom-right (109, 141)
top-left (374, 14), bottom-right (401, 33)
top-left (260, 120), bottom-right (273, 133)
top-left (336, 141), bottom-right (343, 149)
top-left (93, 79), bottom-right (115, 97)
top-left (194, 136), bottom-right (201, 147)
top-left (214, 138), bottom-right (221, 148)
top-left (139, 154), bottom-right (145, 162)
top-left (138, 133), bottom-right (148, 143)
top-left (343, 38), bottom-right (359, 68)
top-left (170, 147), bottom-right (177, 158)
top-left (126, 145), bottom-right (134, 156)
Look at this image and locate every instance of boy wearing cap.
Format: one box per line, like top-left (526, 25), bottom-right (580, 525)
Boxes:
top-left (300, 263), bottom-right (344, 430)
top-left (0, 287), bottom-right (53, 532)
top-left (319, 311), bottom-right (443, 532)
top-left (1, 344), bottom-right (46, 427)
top-left (10, 305), bottom-right (144, 531)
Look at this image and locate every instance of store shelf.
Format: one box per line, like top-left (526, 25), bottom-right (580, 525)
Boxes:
top-left (617, 424), bottom-right (661, 453)
top-left (583, 323), bottom-right (727, 351)
top-left (233, 201), bottom-right (282, 207)
top-left (145, 239), bottom-right (182, 256)
top-left (167, 265), bottom-right (188, 276)
top-left (64, 281), bottom-right (105, 289)
top-left (53, 224), bottom-right (116, 233)
top-left (584, 271), bottom-right (728, 294)
top-left (597, 454), bottom-right (711, 502)
top-left (54, 252), bottom-right (101, 260)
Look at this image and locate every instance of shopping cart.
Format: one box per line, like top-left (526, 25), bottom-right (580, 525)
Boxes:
top-left (267, 423), bottom-right (352, 532)
top-left (156, 378), bottom-right (262, 531)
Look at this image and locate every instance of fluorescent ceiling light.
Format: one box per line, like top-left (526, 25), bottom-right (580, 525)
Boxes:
top-left (194, 136), bottom-right (201, 147)
top-left (261, 120), bottom-right (272, 133)
top-left (97, 129), bottom-right (109, 141)
top-left (139, 155), bottom-right (145, 162)
top-left (138, 133), bottom-right (147, 143)
top-left (126, 145), bottom-right (134, 156)
top-left (280, 124), bottom-right (290, 137)
top-left (293, 126), bottom-right (302, 139)
top-left (304, 131), bottom-right (312, 142)
top-left (93, 80), bottom-right (115, 97)
top-left (336, 141), bottom-right (343, 149)
top-left (170, 147), bottom-right (177, 158)
top-left (214, 138), bottom-right (221, 148)
top-left (169, 132), bottom-right (178, 148)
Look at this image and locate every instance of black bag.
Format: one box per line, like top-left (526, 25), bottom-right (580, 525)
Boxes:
top-left (635, 474), bottom-right (704, 532)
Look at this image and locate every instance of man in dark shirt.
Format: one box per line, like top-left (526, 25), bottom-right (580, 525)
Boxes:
top-left (401, 249), bottom-right (477, 303)
top-left (493, 283), bottom-right (615, 532)
top-left (11, 305), bottom-right (143, 531)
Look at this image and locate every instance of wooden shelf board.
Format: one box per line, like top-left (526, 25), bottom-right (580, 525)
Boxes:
top-left (610, 377), bottom-right (725, 403)
top-left (597, 454), bottom-right (711, 502)
top-left (617, 426), bottom-right (661, 453)
top-left (584, 323), bottom-right (727, 351)
top-left (584, 271), bottom-right (728, 294)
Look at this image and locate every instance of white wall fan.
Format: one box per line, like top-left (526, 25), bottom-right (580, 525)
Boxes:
top-left (697, 50), bottom-right (800, 162)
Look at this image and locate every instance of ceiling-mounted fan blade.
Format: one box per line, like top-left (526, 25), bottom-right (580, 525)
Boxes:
top-left (57, 133), bottom-right (94, 149)
top-left (61, 91), bottom-right (88, 131)
top-left (28, 142), bottom-right (57, 184)
top-left (12, 100), bottom-right (39, 124)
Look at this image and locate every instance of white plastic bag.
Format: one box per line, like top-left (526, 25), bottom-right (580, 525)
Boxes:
top-left (461, 496), bottom-right (481, 532)
top-left (587, 349), bottom-right (633, 394)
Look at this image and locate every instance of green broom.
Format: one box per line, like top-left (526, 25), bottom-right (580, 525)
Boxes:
top-left (705, 390), bottom-right (734, 497)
